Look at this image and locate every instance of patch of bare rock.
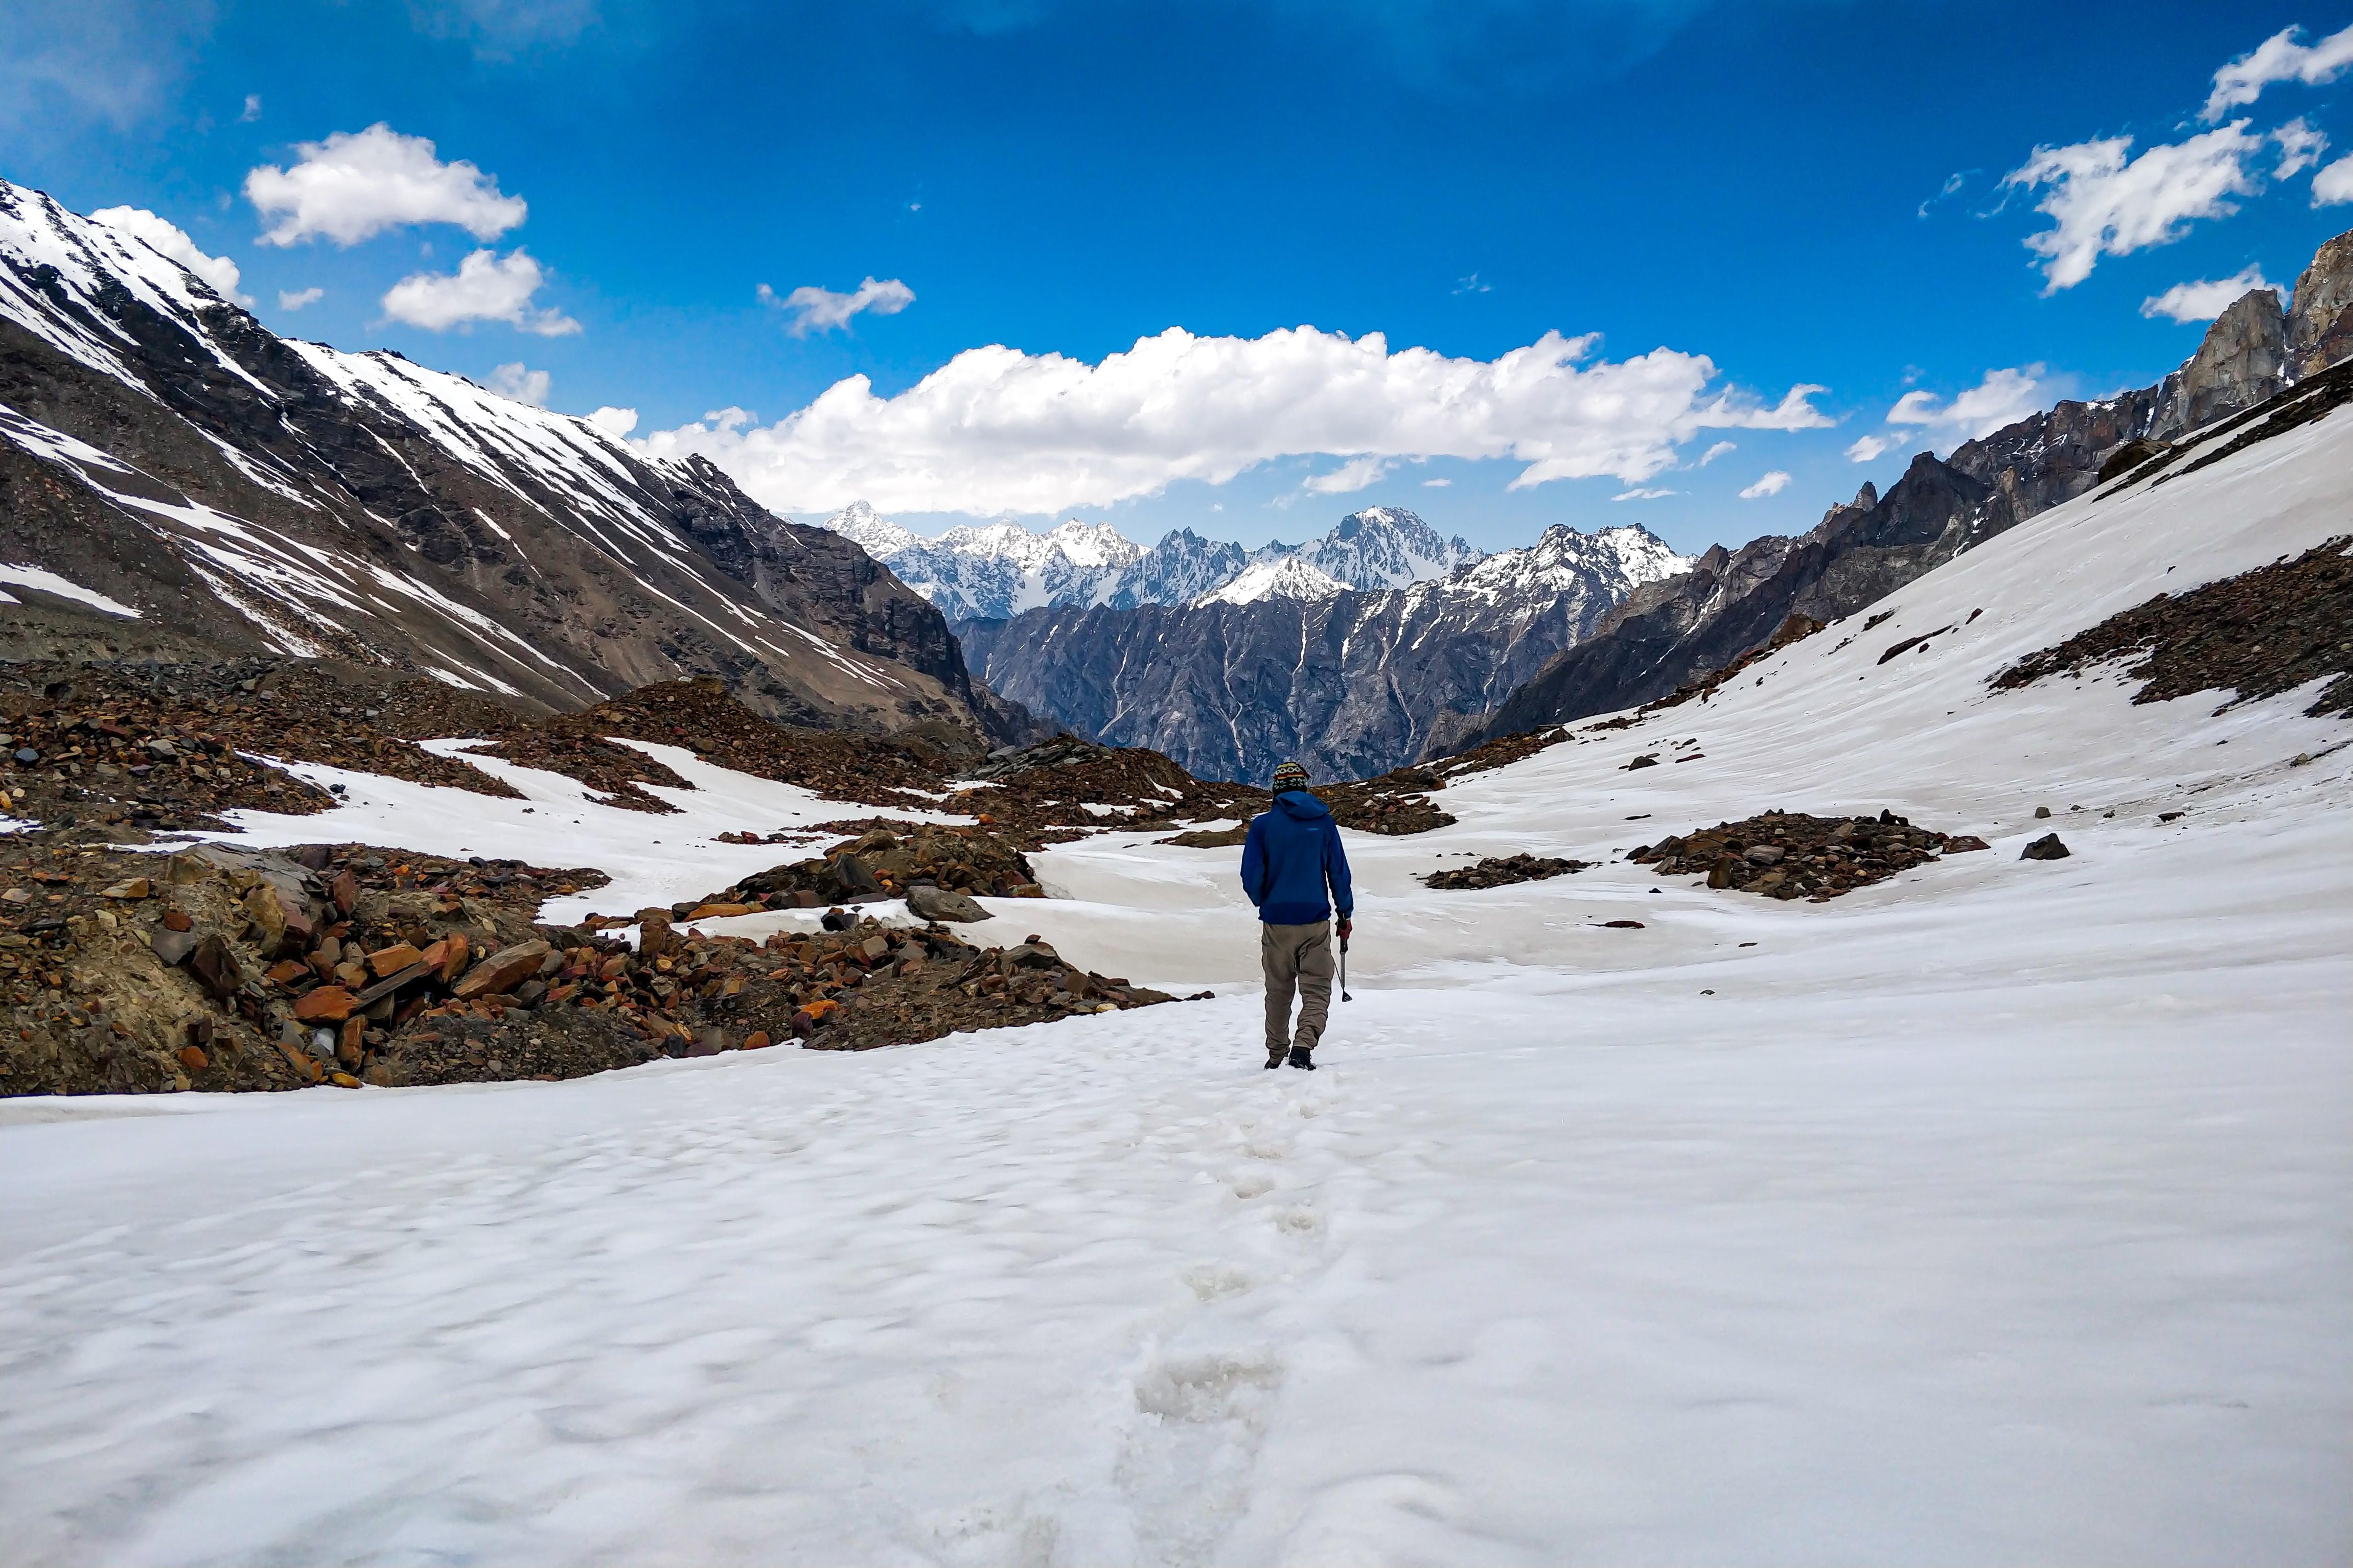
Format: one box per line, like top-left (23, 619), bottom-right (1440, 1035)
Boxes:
top-left (1628, 810), bottom-right (1988, 901)
top-left (1420, 853), bottom-right (1591, 891)
top-left (1992, 535), bottom-right (2353, 717)
top-left (0, 659), bottom-right (528, 832)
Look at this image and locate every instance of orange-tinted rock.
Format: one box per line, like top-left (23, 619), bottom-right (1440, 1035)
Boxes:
top-left (366, 942), bottom-right (424, 978)
top-left (436, 931), bottom-right (471, 982)
top-left (451, 940), bottom-right (550, 1000)
top-left (265, 960), bottom-right (308, 986)
top-left (293, 986), bottom-right (356, 1022)
top-left (161, 908), bottom-right (193, 932)
top-left (177, 1045), bottom-right (210, 1071)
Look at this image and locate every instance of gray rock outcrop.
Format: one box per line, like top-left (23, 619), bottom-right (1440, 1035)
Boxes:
top-left (1436, 226), bottom-right (2353, 754)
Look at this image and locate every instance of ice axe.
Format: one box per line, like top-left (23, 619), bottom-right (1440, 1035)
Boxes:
top-left (1340, 922), bottom-right (1353, 1002)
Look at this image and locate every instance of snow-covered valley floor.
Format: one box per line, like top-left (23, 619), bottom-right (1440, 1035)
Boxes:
top-left (3, 412), bottom-right (2349, 1565)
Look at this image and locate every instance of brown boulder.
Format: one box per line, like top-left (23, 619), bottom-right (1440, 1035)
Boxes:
top-left (366, 942), bottom-right (425, 977)
top-left (293, 987), bottom-right (356, 1023)
top-left (452, 940), bottom-right (552, 1000)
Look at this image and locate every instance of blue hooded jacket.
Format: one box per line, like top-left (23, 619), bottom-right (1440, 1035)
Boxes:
top-left (1239, 790), bottom-right (1354, 925)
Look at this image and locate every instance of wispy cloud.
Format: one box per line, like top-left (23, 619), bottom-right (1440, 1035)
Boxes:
top-left (758, 277), bottom-right (915, 336)
top-left (1611, 486), bottom-right (1675, 501)
top-left (1738, 470), bottom-right (1791, 499)
top-left (1454, 273), bottom-right (1492, 294)
top-left (2140, 265), bottom-right (2277, 323)
top-left (276, 286), bottom-right (324, 311)
top-left (2202, 22), bottom-right (2353, 121)
top-left (1304, 455), bottom-right (1395, 494)
top-left (2000, 123), bottom-right (2265, 291)
top-left (1698, 440), bottom-right (1735, 465)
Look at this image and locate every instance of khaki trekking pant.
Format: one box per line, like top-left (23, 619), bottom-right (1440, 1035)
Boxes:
top-left (1261, 920), bottom-right (1334, 1056)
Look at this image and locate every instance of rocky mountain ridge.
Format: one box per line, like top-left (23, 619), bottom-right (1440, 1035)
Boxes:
top-left (1432, 227), bottom-right (2353, 756)
top-left (0, 179), bottom-right (1030, 748)
top-left (816, 502), bottom-right (1486, 618)
top-left (957, 519), bottom-right (1693, 782)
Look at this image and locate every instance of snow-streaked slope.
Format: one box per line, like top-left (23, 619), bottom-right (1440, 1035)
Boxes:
top-left (1293, 505), bottom-right (1481, 590)
top-left (820, 503), bottom-right (1500, 616)
top-left (1, 406), bottom-right (2346, 1564)
top-left (0, 178), bottom-right (990, 733)
top-left (1190, 552), bottom-right (1349, 606)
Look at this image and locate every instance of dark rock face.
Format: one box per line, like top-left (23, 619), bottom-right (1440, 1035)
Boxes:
top-left (1440, 228), bottom-right (2353, 753)
top-left (959, 523), bottom-right (1676, 783)
top-left (2287, 230), bottom-right (2353, 380)
top-left (0, 180), bottom-right (1028, 745)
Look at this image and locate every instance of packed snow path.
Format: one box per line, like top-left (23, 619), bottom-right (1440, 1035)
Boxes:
top-left (2, 810), bottom-right (2345, 1565)
top-left (3, 408), bottom-right (2350, 1564)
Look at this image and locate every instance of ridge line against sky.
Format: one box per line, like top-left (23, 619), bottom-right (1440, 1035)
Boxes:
top-left (3, 2), bottom-right (2348, 553)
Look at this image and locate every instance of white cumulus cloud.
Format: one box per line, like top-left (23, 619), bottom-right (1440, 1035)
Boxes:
top-left (487, 361), bottom-right (551, 405)
top-left (91, 206), bottom-right (251, 305)
top-left (1886, 366), bottom-right (2044, 438)
top-left (1739, 470), bottom-right (1791, 498)
top-left (2140, 265), bottom-right (2278, 323)
top-left (587, 406), bottom-right (638, 438)
top-left (1304, 455), bottom-right (1395, 494)
top-left (1845, 434), bottom-right (1899, 463)
top-left (2202, 22), bottom-right (2353, 121)
top-left (2314, 153), bottom-right (2353, 205)
top-left (381, 248), bottom-right (579, 336)
top-left (637, 325), bottom-right (1829, 516)
top-left (277, 286), bottom-right (324, 311)
top-left (758, 276), bottom-right (915, 336)
top-left (2001, 122), bottom-right (2265, 291)
top-left (246, 124), bottom-right (527, 247)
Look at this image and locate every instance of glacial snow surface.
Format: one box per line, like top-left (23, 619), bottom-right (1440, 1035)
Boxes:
top-left (1, 404), bottom-right (2348, 1565)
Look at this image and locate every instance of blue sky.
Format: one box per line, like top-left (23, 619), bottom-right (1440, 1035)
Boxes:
top-left (7, 0), bottom-right (2350, 555)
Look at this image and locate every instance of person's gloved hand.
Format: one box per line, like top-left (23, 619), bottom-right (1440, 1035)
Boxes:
top-left (1337, 917), bottom-right (1353, 944)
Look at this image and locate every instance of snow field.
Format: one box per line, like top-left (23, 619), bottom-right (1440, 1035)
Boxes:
top-left (0, 404), bottom-right (2347, 1563)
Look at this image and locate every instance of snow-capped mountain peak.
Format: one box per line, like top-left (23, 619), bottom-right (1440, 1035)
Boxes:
top-left (1191, 554), bottom-right (1349, 606)
top-left (822, 500), bottom-right (923, 559)
top-left (1300, 505), bottom-right (1483, 590)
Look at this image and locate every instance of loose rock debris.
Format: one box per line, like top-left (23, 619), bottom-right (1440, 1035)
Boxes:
top-left (1628, 810), bottom-right (1985, 901)
top-left (1, 823), bottom-right (1174, 1096)
top-left (1420, 853), bottom-right (1590, 891)
top-left (1990, 536), bottom-right (2353, 717)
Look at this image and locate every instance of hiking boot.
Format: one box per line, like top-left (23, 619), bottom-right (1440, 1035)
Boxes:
top-left (1265, 1044), bottom-right (1287, 1070)
top-left (1287, 1045), bottom-right (1316, 1071)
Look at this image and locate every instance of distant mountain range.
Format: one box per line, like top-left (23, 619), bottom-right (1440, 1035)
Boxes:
top-left (955, 515), bottom-right (1691, 783)
top-left (817, 502), bottom-right (1486, 619)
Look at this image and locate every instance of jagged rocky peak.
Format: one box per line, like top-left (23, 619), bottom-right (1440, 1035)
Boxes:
top-left (2287, 228), bottom-right (2353, 379)
top-left (2175, 287), bottom-right (2289, 432)
top-left (1301, 505), bottom-right (1482, 590)
top-left (823, 500), bottom-right (922, 557)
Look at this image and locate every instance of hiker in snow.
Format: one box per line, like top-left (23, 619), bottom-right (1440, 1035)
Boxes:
top-left (1240, 760), bottom-right (1353, 1070)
